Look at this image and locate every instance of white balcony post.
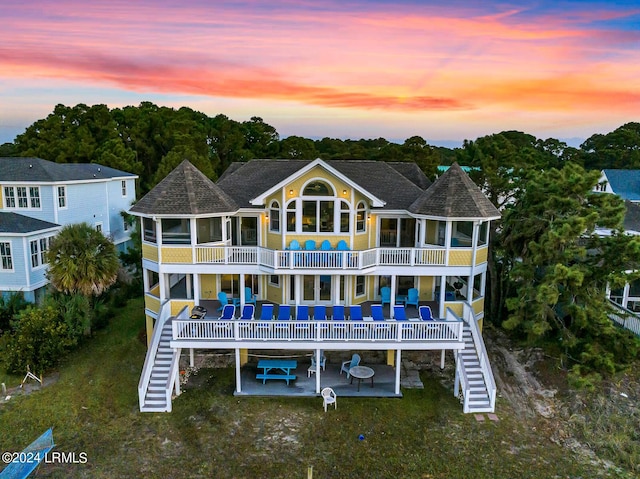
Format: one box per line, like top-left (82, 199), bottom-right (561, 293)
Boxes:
top-left (390, 275), bottom-right (397, 311)
top-left (239, 274), bottom-right (246, 306)
top-left (235, 348), bottom-right (242, 393)
top-left (315, 349), bottom-right (321, 393)
top-left (395, 349), bottom-right (401, 395)
top-left (190, 348), bottom-right (194, 367)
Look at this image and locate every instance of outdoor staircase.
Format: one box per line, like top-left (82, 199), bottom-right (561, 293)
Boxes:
top-left (139, 316), bottom-right (180, 412)
top-left (456, 322), bottom-right (495, 413)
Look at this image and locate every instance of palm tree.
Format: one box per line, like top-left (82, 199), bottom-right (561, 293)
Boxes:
top-left (47, 223), bottom-right (119, 296)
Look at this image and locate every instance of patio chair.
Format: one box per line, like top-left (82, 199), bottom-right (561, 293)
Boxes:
top-left (336, 239), bottom-right (350, 266)
top-left (296, 305), bottom-right (309, 321)
top-left (218, 304), bottom-right (235, 320)
top-left (294, 305), bottom-right (311, 338)
top-left (321, 387), bottom-right (337, 412)
top-left (332, 305), bottom-right (346, 336)
top-left (217, 291), bottom-right (239, 311)
top-left (239, 304), bottom-right (255, 320)
top-left (371, 304), bottom-right (385, 321)
top-left (332, 305), bottom-right (346, 321)
top-left (260, 303), bottom-right (274, 321)
top-left (320, 239), bottom-right (333, 266)
top-left (320, 239), bottom-right (332, 250)
top-left (340, 353), bottom-right (361, 379)
top-left (288, 239), bottom-right (301, 250)
top-left (277, 304), bottom-right (292, 321)
top-left (289, 239), bottom-right (302, 266)
top-left (393, 305), bottom-right (408, 320)
top-left (313, 305), bottom-right (327, 321)
top-left (349, 305), bottom-right (363, 321)
top-left (405, 288), bottom-right (419, 308)
top-left (244, 286), bottom-right (257, 305)
top-left (336, 239), bottom-right (349, 250)
top-left (380, 286), bottom-right (391, 307)
top-left (419, 305), bottom-right (433, 321)
top-left (311, 350), bottom-right (327, 371)
top-left (304, 239), bottom-right (317, 250)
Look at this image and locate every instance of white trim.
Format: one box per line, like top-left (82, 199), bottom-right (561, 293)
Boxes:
top-left (249, 158), bottom-right (386, 207)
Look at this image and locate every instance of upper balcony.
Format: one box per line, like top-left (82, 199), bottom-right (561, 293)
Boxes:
top-left (144, 243), bottom-right (489, 272)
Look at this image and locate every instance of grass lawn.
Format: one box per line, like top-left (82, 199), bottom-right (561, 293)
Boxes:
top-left (0, 297), bottom-right (633, 478)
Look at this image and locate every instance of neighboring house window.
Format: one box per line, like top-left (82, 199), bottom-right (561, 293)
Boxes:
top-left (30, 237), bottom-right (50, 268)
top-left (356, 202), bottom-right (366, 232)
top-left (355, 276), bottom-right (365, 296)
top-left (3, 186), bottom-right (41, 209)
top-left (0, 242), bottom-right (13, 270)
top-left (96, 223), bottom-right (102, 233)
top-left (29, 187), bottom-right (40, 208)
top-left (4, 187), bottom-right (15, 208)
top-left (17, 187), bottom-right (28, 208)
top-left (121, 180), bottom-right (127, 196)
top-left (123, 217), bottom-right (129, 232)
top-left (58, 186), bottom-right (66, 208)
top-left (269, 201), bottom-right (280, 232)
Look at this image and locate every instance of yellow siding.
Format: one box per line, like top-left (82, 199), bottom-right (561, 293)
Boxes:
top-left (473, 297), bottom-right (485, 315)
top-left (142, 243), bottom-right (158, 262)
top-left (161, 247), bottom-right (192, 263)
top-left (445, 302), bottom-right (463, 317)
top-left (200, 275), bottom-right (217, 299)
top-left (145, 294), bottom-right (160, 314)
top-left (387, 350), bottom-right (395, 366)
top-left (150, 284), bottom-right (160, 296)
top-left (171, 300), bottom-right (194, 316)
top-left (145, 315), bottom-right (154, 347)
top-left (265, 281), bottom-right (283, 304)
top-left (475, 247), bottom-right (488, 265)
top-left (477, 318), bottom-right (484, 332)
top-left (266, 230), bottom-right (283, 250)
top-left (419, 277), bottom-right (434, 300)
top-left (449, 249), bottom-right (473, 266)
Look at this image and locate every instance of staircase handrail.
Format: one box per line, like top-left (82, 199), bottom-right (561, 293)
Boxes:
top-left (607, 298), bottom-right (640, 336)
top-left (138, 300), bottom-right (171, 410)
top-left (163, 306), bottom-right (190, 412)
top-left (462, 302), bottom-right (497, 411)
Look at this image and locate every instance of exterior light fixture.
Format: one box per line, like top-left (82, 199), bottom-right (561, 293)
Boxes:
top-left (343, 189), bottom-right (347, 195)
top-left (289, 189), bottom-right (294, 195)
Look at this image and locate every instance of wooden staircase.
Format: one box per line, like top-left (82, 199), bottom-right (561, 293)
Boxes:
top-left (140, 317), bottom-right (179, 412)
top-left (457, 323), bottom-right (495, 413)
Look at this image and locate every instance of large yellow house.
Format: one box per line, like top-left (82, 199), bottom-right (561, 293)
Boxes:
top-left (131, 159), bottom-right (500, 413)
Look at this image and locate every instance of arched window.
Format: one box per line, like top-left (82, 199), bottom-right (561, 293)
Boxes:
top-left (303, 181), bottom-right (332, 196)
top-left (269, 200), bottom-right (280, 232)
top-left (286, 201), bottom-right (296, 232)
top-left (356, 201), bottom-right (367, 232)
top-left (340, 201), bottom-right (350, 233)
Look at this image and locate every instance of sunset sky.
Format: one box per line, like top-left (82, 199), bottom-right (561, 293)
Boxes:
top-left (1, 0), bottom-right (639, 147)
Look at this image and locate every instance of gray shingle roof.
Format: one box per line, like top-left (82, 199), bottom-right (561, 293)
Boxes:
top-left (623, 200), bottom-right (640, 233)
top-left (130, 160), bottom-right (238, 215)
top-left (0, 212), bottom-right (59, 234)
top-left (409, 162), bottom-right (500, 218)
top-left (0, 157), bottom-right (137, 182)
top-left (388, 162), bottom-right (432, 189)
top-left (217, 159), bottom-right (427, 210)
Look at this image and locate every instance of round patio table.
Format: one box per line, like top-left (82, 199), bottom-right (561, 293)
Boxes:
top-left (349, 366), bottom-right (375, 391)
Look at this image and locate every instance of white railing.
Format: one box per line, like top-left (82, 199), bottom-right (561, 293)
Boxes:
top-left (454, 350), bottom-right (471, 413)
top-left (193, 245), bottom-right (448, 269)
top-left (138, 299), bottom-right (171, 410)
top-left (608, 299), bottom-right (640, 336)
top-left (462, 302), bottom-right (496, 412)
top-left (163, 307), bottom-right (189, 412)
top-left (172, 318), bottom-right (464, 343)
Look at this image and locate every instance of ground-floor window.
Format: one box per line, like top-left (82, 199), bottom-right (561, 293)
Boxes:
top-left (355, 276), bottom-right (365, 296)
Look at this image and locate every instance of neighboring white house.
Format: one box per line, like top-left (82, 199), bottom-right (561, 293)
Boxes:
top-left (595, 169), bottom-right (640, 202)
top-left (0, 157), bottom-right (138, 302)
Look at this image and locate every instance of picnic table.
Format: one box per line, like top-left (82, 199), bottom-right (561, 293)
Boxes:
top-left (256, 359), bottom-right (297, 385)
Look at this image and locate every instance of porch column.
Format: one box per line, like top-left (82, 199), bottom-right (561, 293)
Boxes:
top-left (235, 348), bottom-right (242, 393)
top-left (189, 348), bottom-right (194, 367)
top-left (390, 275), bottom-right (397, 311)
top-left (440, 349), bottom-right (445, 369)
top-left (315, 349), bottom-right (321, 394)
top-left (239, 275), bottom-right (246, 306)
top-left (186, 275), bottom-right (193, 300)
top-left (623, 283), bottom-right (630, 309)
top-left (439, 275), bottom-right (446, 318)
top-left (395, 349), bottom-right (402, 395)
top-left (193, 274), bottom-right (200, 305)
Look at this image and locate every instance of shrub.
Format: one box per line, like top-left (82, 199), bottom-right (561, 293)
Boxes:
top-left (0, 305), bottom-right (77, 374)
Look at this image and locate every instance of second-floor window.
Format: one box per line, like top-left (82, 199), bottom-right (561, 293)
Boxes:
top-left (269, 201), bottom-right (280, 232)
top-left (143, 218), bottom-right (156, 243)
top-left (356, 201), bottom-right (366, 233)
top-left (121, 180), bottom-right (127, 197)
top-left (58, 186), bottom-right (66, 208)
top-left (30, 237), bottom-right (51, 269)
top-left (4, 186), bottom-right (40, 209)
top-left (0, 242), bottom-right (13, 270)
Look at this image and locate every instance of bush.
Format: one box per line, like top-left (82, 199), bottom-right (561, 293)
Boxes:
top-left (0, 305), bottom-right (77, 374)
top-left (0, 292), bottom-right (29, 334)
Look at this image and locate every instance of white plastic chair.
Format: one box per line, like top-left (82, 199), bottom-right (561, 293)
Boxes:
top-left (321, 387), bottom-right (337, 412)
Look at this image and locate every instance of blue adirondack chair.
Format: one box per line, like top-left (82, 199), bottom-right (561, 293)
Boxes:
top-left (244, 286), bottom-right (257, 305)
top-left (217, 291), bottom-right (239, 311)
top-left (340, 353), bottom-right (361, 378)
top-left (405, 288), bottom-right (419, 308)
top-left (277, 305), bottom-right (291, 320)
top-left (380, 286), bottom-right (391, 306)
top-left (393, 305), bottom-right (408, 320)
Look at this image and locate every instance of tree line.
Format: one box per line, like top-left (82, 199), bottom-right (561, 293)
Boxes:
top-left (1, 102), bottom-right (640, 382)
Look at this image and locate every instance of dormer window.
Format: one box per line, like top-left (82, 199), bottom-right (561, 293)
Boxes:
top-left (356, 201), bottom-right (367, 233)
top-left (303, 181), bottom-right (331, 196)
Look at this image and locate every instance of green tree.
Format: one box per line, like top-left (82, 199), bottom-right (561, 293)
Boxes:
top-left (279, 135), bottom-right (318, 160)
top-left (501, 163), bottom-right (640, 376)
top-left (47, 223), bottom-right (119, 297)
top-left (580, 122), bottom-right (640, 170)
